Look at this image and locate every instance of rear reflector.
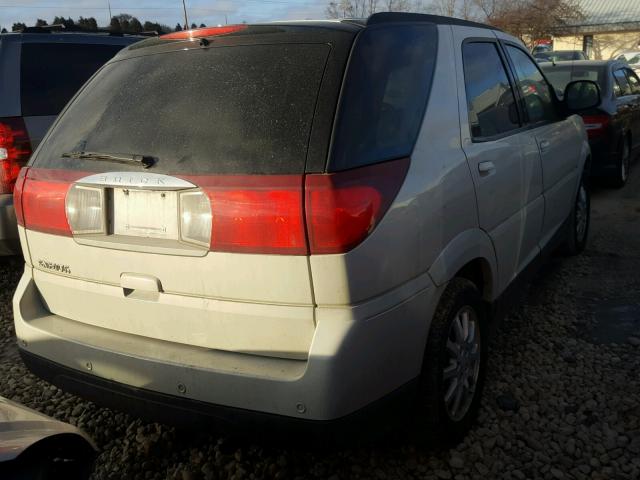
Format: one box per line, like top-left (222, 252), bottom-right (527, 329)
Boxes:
top-left (305, 158), bottom-right (410, 254)
top-left (581, 114), bottom-right (610, 139)
top-left (0, 117), bottom-right (32, 194)
top-left (161, 25), bottom-right (247, 40)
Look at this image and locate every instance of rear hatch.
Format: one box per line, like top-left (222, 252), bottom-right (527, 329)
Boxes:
top-left (17, 26), bottom-right (356, 360)
top-left (17, 22), bottom-right (432, 360)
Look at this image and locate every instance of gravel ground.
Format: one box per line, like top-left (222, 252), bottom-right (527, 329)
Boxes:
top-left (1, 167), bottom-right (640, 480)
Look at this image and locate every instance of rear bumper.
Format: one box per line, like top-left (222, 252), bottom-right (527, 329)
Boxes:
top-left (13, 266), bottom-right (439, 422)
top-left (19, 349), bottom-right (419, 433)
top-left (588, 135), bottom-right (619, 177)
top-left (0, 194), bottom-right (20, 256)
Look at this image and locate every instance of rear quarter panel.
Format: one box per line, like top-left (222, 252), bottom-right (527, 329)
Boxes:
top-left (309, 24), bottom-right (479, 307)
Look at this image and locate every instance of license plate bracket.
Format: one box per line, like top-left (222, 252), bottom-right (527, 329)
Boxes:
top-left (112, 189), bottom-right (179, 240)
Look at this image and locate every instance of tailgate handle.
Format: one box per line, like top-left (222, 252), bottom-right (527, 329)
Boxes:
top-left (120, 273), bottom-right (163, 293)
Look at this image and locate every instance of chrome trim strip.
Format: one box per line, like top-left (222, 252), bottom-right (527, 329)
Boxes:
top-left (76, 172), bottom-right (196, 190)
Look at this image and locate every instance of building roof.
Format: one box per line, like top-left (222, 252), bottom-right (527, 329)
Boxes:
top-left (562, 0), bottom-right (640, 32)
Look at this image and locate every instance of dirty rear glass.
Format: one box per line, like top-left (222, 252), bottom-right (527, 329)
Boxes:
top-left (32, 44), bottom-right (330, 174)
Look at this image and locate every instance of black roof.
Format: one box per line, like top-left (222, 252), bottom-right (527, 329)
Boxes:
top-left (366, 12), bottom-right (500, 31)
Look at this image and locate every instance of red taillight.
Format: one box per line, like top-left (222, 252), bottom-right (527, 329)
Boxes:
top-left (0, 117), bottom-right (32, 194)
top-left (581, 114), bottom-right (611, 139)
top-left (188, 175), bottom-right (307, 255)
top-left (305, 158), bottom-right (410, 254)
top-left (13, 167), bottom-right (28, 226)
top-left (161, 25), bottom-right (247, 40)
top-left (20, 169), bottom-right (85, 236)
top-left (19, 159), bottom-right (408, 255)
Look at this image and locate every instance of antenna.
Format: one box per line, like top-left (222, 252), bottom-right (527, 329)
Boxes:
top-left (182, 0), bottom-right (189, 29)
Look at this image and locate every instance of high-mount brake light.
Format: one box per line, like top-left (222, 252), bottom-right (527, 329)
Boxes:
top-left (0, 117), bottom-right (32, 194)
top-left (161, 24), bottom-right (247, 40)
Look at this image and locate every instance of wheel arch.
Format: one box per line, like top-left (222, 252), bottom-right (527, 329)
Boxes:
top-left (427, 228), bottom-right (499, 302)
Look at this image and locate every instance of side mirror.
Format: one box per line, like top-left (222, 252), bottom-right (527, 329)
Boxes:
top-left (564, 80), bottom-right (601, 111)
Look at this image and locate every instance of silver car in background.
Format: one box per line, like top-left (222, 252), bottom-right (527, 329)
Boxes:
top-left (13, 14), bottom-right (597, 439)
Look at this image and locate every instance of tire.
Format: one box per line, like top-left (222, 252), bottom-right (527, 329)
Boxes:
top-left (563, 173), bottom-right (590, 256)
top-left (417, 278), bottom-right (487, 442)
top-left (611, 136), bottom-right (630, 189)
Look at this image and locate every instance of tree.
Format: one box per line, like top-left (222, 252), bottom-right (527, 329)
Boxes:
top-left (12, 22), bottom-right (26, 32)
top-left (35, 19), bottom-right (48, 27)
top-left (326, 0), bottom-right (417, 18)
top-left (77, 16), bottom-right (98, 31)
top-left (129, 17), bottom-right (143, 33)
top-left (199, 23), bottom-right (206, 28)
top-left (1, 28), bottom-right (7, 33)
top-left (175, 23), bottom-right (183, 31)
top-left (191, 22), bottom-right (198, 29)
top-left (429, 0), bottom-right (475, 19)
top-left (109, 16), bottom-right (121, 32)
top-left (475, 0), bottom-right (584, 47)
top-left (143, 21), bottom-right (172, 34)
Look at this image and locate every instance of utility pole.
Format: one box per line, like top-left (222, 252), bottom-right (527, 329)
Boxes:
top-left (225, 14), bottom-right (228, 25)
top-left (182, 0), bottom-right (189, 29)
top-left (107, 1), bottom-right (112, 23)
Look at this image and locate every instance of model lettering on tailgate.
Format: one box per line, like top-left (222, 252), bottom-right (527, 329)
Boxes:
top-left (38, 259), bottom-right (71, 275)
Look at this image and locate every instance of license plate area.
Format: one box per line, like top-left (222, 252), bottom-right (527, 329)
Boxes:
top-left (112, 189), bottom-right (179, 240)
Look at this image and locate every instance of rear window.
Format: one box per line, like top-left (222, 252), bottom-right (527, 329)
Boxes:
top-left (20, 43), bottom-right (125, 117)
top-left (541, 65), bottom-right (605, 96)
top-left (32, 44), bottom-right (330, 174)
top-left (330, 24), bottom-right (437, 171)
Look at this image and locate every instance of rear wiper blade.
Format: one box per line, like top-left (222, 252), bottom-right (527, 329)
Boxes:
top-left (62, 151), bottom-right (155, 168)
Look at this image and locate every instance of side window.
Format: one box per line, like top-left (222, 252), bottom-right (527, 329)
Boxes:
top-left (614, 69), bottom-right (632, 96)
top-left (462, 42), bottom-right (520, 139)
top-left (624, 69), bottom-right (640, 94)
top-left (505, 45), bottom-right (558, 124)
top-left (331, 24), bottom-right (438, 170)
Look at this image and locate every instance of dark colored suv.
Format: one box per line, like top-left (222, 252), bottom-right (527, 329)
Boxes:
top-left (542, 60), bottom-right (640, 187)
top-left (0, 30), bottom-right (142, 254)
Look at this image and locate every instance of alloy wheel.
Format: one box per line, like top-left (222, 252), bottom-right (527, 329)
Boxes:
top-left (442, 306), bottom-right (481, 421)
top-left (575, 183), bottom-right (589, 243)
top-left (621, 140), bottom-right (630, 183)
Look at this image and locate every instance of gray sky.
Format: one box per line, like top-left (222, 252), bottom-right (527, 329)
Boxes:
top-left (0, 0), bottom-right (329, 30)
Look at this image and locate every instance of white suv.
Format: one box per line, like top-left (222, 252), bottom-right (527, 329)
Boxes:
top-left (13, 14), bottom-right (597, 438)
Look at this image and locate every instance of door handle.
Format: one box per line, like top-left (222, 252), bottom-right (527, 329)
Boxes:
top-left (539, 140), bottom-right (551, 153)
top-left (478, 161), bottom-right (495, 175)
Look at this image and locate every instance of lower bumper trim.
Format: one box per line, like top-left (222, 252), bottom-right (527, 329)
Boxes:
top-left (20, 349), bottom-right (419, 436)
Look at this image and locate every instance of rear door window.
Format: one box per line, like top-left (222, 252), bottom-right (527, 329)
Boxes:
top-left (624, 68), bottom-right (640, 94)
top-left (31, 44), bottom-right (330, 174)
top-left (462, 42), bottom-right (520, 139)
top-left (20, 43), bottom-right (125, 117)
top-left (330, 24), bottom-right (437, 170)
top-left (614, 69), bottom-right (632, 96)
top-left (505, 45), bottom-right (559, 125)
